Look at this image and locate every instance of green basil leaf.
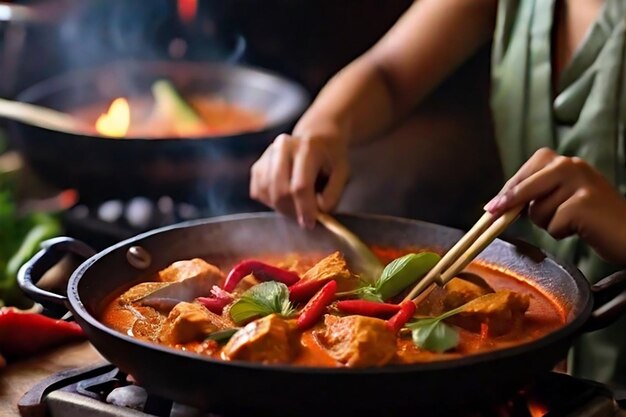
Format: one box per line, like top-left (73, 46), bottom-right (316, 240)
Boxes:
top-left (229, 281), bottom-right (295, 324)
top-left (412, 320), bottom-right (459, 352)
top-left (375, 252), bottom-right (441, 300)
top-left (336, 285), bottom-right (384, 302)
top-left (205, 328), bottom-right (239, 344)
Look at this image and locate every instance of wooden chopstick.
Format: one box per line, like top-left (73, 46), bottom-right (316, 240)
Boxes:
top-left (403, 206), bottom-right (523, 302)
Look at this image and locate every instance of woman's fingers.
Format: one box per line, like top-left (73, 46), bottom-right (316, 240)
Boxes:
top-left (267, 135), bottom-right (296, 215)
top-left (251, 127), bottom-right (350, 228)
top-left (251, 135), bottom-right (293, 214)
top-left (526, 184), bottom-right (574, 230)
top-left (250, 148), bottom-right (272, 206)
top-left (500, 147), bottom-right (559, 193)
top-left (485, 153), bottom-right (586, 215)
top-left (290, 140), bottom-right (323, 228)
top-left (318, 163), bottom-right (349, 212)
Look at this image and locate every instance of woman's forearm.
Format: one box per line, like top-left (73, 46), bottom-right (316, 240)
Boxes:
top-left (295, 0), bottom-right (498, 146)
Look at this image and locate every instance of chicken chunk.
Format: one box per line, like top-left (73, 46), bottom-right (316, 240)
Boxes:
top-left (302, 252), bottom-right (358, 292)
top-left (316, 315), bottom-right (396, 367)
top-left (443, 276), bottom-right (494, 310)
top-left (222, 314), bottom-right (297, 364)
top-left (158, 258), bottom-right (225, 285)
top-left (448, 291), bottom-right (530, 336)
top-left (158, 302), bottom-right (230, 345)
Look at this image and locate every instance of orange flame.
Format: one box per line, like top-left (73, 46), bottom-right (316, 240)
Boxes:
top-left (528, 401), bottom-right (549, 417)
top-left (95, 98), bottom-right (130, 138)
top-left (178, 0), bottom-right (197, 23)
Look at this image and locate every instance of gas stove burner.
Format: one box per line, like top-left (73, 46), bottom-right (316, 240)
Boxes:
top-left (17, 363), bottom-right (626, 417)
top-left (62, 195), bottom-right (268, 249)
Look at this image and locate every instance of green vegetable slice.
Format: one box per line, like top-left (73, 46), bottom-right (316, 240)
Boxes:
top-left (6, 219), bottom-right (60, 278)
top-left (205, 328), bottom-right (239, 344)
top-left (151, 79), bottom-right (205, 132)
top-left (229, 281), bottom-right (295, 325)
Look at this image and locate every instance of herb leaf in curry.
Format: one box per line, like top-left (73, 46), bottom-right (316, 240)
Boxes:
top-left (341, 252), bottom-right (441, 302)
top-left (229, 281), bottom-right (295, 325)
top-left (410, 319), bottom-right (460, 353)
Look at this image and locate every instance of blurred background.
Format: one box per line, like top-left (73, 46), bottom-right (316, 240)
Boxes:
top-left (0, 0), bottom-right (500, 305)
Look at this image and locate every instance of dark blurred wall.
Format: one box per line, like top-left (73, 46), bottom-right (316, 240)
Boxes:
top-left (212, 0), bottom-right (414, 92)
top-left (1, 0), bottom-right (413, 96)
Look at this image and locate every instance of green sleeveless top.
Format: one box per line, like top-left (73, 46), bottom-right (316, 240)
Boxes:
top-left (491, 0), bottom-right (626, 384)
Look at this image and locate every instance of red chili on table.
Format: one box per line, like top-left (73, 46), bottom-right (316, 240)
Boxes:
top-left (296, 280), bottom-right (337, 330)
top-left (0, 308), bottom-right (86, 358)
top-left (223, 260), bottom-right (300, 292)
top-left (336, 299), bottom-right (402, 318)
top-left (386, 300), bottom-right (416, 332)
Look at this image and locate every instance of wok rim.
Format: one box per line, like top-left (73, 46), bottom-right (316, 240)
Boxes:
top-left (14, 60), bottom-right (310, 141)
top-left (67, 211), bottom-right (593, 375)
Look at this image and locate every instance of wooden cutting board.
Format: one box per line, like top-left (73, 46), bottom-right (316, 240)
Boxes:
top-left (0, 342), bottom-right (103, 417)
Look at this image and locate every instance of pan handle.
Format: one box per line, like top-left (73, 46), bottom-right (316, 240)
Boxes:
top-left (583, 270), bottom-right (626, 332)
top-left (17, 237), bottom-right (96, 315)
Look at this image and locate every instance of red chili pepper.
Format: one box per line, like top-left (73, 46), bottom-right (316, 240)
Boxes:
top-left (197, 286), bottom-right (234, 314)
top-left (297, 280), bottom-right (337, 330)
top-left (0, 308), bottom-right (86, 359)
top-left (288, 278), bottom-right (331, 303)
top-left (197, 297), bottom-right (231, 314)
top-left (223, 260), bottom-right (300, 292)
top-left (386, 300), bottom-right (416, 332)
top-left (336, 300), bottom-right (402, 318)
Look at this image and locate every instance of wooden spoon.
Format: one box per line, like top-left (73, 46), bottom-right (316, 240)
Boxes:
top-left (0, 97), bottom-right (93, 135)
top-left (316, 212), bottom-right (384, 283)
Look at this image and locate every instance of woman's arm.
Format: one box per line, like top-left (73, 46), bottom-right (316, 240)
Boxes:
top-left (251, 0), bottom-right (498, 227)
top-left (297, 0), bottom-right (498, 145)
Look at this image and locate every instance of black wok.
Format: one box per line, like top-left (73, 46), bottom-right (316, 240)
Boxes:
top-left (18, 213), bottom-right (626, 416)
top-left (8, 61), bottom-right (309, 204)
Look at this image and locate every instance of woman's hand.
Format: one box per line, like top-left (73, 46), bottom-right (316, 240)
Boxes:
top-left (484, 148), bottom-right (626, 265)
top-left (250, 123), bottom-right (350, 229)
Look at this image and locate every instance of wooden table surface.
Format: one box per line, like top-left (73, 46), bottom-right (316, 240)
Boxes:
top-left (0, 342), bottom-right (103, 417)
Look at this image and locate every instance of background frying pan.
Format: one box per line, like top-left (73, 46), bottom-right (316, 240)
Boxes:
top-left (7, 61), bottom-right (309, 205)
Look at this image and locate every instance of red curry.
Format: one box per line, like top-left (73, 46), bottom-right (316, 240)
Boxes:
top-left (100, 248), bottom-right (565, 367)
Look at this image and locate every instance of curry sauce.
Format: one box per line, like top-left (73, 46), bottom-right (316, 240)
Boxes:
top-left (100, 248), bottom-right (565, 367)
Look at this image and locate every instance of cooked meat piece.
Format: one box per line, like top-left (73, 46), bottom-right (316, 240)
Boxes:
top-left (415, 285), bottom-right (448, 316)
top-left (443, 277), bottom-right (494, 310)
top-left (447, 291), bottom-right (530, 336)
top-left (119, 282), bottom-right (170, 305)
top-left (302, 252), bottom-right (358, 292)
top-left (158, 258), bottom-right (225, 285)
top-left (316, 315), bottom-right (396, 367)
top-left (158, 302), bottom-right (230, 345)
top-left (222, 314), bottom-right (297, 364)
top-left (232, 274), bottom-right (261, 295)
top-left (129, 306), bottom-right (166, 342)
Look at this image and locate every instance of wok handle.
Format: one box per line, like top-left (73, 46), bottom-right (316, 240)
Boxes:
top-left (584, 270), bottom-right (626, 332)
top-left (17, 237), bottom-right (96, 314)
